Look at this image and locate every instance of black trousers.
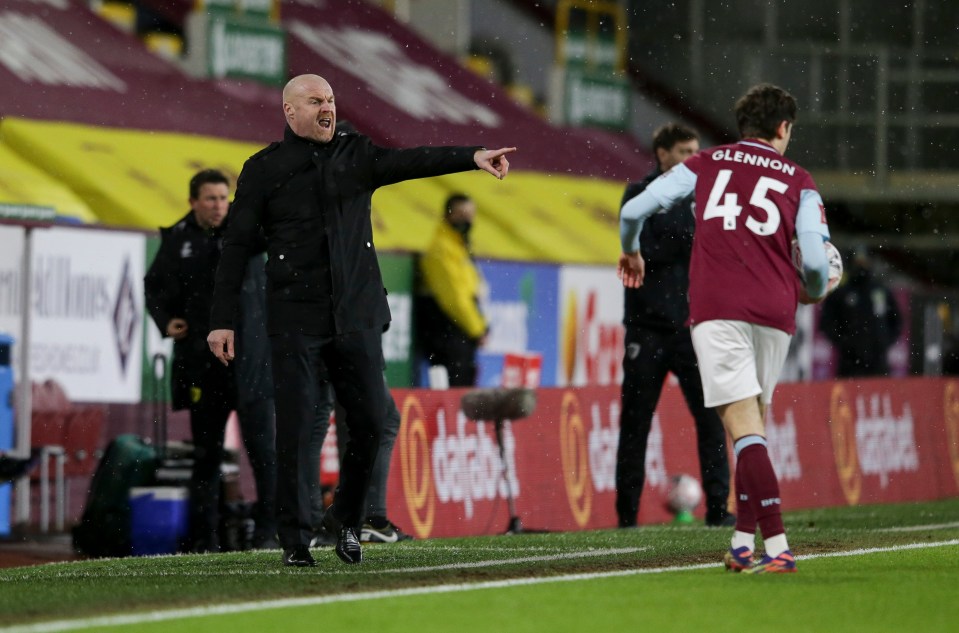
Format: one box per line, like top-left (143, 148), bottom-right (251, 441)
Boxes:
top-left (426, 331), bottom-right (478, 387)
top-left (187, 366), bottom-right (233, 548)
top-left (416, 296), bottom-right (479, 387)
top-left (615, 325), bottom-right (730, 527)
top-left (271, 328), bottom-right (384, 547)
top-left (235, 397), bottom-right (277, 542)
top-left (187, 369), bottom-right (277, 548)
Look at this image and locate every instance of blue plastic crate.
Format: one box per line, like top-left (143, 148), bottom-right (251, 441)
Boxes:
top-left (129, 487), bottom-right (189, 556)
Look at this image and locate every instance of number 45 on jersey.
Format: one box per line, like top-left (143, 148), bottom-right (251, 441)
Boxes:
top-left (703, 169), bottom-right (788, 236)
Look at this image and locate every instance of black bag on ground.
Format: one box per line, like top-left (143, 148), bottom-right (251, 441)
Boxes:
top-left (71, 434), bottom-right (158, 557)
top-left (73, 354), bottom-right (172, 557)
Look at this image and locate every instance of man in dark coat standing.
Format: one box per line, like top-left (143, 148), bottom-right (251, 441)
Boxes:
top-left (819, 250), bottom-right (902, 377)
top-left (208, 74), bottom-right (515, 566)
top-left (145, 169), bottom-right (277, 552)
top-left (615, 124), bottom-right (732, 529)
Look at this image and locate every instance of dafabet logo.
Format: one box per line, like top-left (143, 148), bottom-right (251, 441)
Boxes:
top-left (945, 381), bottom-right (959, 491)
top-left (559, 391), bottom-right (591, 527)
top-left (830, 384), bottom-right (861, 505)
top-left (398, 395), bottom-right (434, 538)
top-left (830, 384), bottom-right (920, 505)
top-left (397, 394), bottom-right (521, 538)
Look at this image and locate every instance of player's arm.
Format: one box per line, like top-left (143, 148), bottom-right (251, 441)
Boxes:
top-left (619, 164), bottom-right (697, 287)
top-left (619, 163), bottom-right (697, 254)
top-left (795, 189), bottom-right (831, 301)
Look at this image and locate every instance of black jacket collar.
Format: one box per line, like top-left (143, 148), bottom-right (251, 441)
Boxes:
top-left (283, 124), bottom-right (339, 150)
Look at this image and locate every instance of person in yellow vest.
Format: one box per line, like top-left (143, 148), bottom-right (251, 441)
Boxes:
top-left (416, 193), bottom-right (489, 387)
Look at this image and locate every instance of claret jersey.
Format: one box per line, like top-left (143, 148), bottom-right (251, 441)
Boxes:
top-left (621, 139), bottom-right (829, 334)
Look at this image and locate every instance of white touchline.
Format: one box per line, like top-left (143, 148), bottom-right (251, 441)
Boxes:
top-left (877, 521), bottom-right (959, 532)
top-left (0, 548), bottom-right (647, 581)
top-left (3, 540), bottom-right (958, 633)
top-left (379, 547), bottom-right (648, 573)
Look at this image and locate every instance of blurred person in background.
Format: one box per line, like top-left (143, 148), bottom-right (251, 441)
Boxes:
top-left (0, 449), bottom-right (39, 484)
top-left (819, 249), bottom-right (902, 377)
top-left (145, 169), bottom-right (277, 552)
top-left (616, 123), bottom-right (733, 529)
top-left (416, 193), bottom-right (488, 387)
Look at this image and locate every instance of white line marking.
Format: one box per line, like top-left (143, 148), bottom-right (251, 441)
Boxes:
top-left (3, 540), bottom-right (957, 633)
top-left (0, 548), bottom-right (645, 580)
top-left (877, 521), bottom-right (959, 532)
top-left (380, 547), bottom-right (647, 573)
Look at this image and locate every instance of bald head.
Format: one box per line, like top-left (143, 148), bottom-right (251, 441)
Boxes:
top-left (283, 74), bottom-right (337, 144)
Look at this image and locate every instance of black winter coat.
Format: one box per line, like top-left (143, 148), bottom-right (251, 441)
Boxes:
top-left (145, 212), bottom-right (272, 410)
top-left (210, 125), bottom-right (481, 336)
top-left (145, 211), bottom-right (234, 410)
top-left (620, 168), bottom-right (696, 331)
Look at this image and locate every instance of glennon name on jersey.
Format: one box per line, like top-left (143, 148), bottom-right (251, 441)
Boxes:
top-left (708, 148), bottom-right (796, 177)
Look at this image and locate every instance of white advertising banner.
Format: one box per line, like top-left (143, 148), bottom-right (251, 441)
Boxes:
top-left (0, 225), bottom-right (25, 369)
top-left (29, 227), bottom-right (144, 403)
top-left (557, 265), bottom-right (624, 387)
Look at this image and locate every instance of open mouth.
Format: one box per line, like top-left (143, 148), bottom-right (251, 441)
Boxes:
top-left (318, 117), bottom-right (332, 129)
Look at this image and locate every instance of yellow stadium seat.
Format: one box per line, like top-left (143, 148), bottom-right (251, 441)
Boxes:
top-left (462, 54), bottom-right (497, 82)
top-left (143, 32), bottom-right (184, 61)
top-left (91, 1), bottom-right (136, 34)
top-left (507, 83), bottom-right (536, 108)
top-left (0, 117), bottom-right (625, 263)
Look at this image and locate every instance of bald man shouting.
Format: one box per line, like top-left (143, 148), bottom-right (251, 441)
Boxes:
top-left (208, 74), bottom-right (515, 567)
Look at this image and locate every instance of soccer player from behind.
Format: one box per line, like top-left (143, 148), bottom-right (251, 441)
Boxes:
top-left (618, 84), bottom-right (832, 574)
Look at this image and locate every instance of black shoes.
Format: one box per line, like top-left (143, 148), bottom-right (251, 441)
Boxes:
top-left (282, 531), bottom-right (361, 565)
top-left (360, 518), bottom-right (414, 543)
top-left (322, 506), bottom-right (363, 564)
top-left (282, 545), bottom-right (316, 567)
top-left (334, 527), bottom-right (363, 564)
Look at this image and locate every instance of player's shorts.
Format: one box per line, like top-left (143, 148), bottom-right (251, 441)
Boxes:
top-left (690, 320), bottom-right (791, 408)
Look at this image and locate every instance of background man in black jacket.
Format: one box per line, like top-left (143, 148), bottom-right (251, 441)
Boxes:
top-left (208, 74), bottom-right (515, 566)
top-left (145, 169), bottom-right (277, 552)
top-left (819, 249), bottom-right (902, 377)
top-left (615, 124), bottom-right (733, 528)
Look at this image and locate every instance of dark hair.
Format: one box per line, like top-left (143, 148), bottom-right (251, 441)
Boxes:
top-left (444, 193), bottom-right (472, 216)
top-left (734, 83), bottom-right (797, 140)
top-left (189, 169), bottom-right (229, 199)
top-left (651, 123), bottom-right (698, 153)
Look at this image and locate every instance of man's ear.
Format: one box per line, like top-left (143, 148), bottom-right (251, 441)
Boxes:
top-left (777, 120), bottom-right (791, 139)
top-left (655, 146), bottom-right (669, 168)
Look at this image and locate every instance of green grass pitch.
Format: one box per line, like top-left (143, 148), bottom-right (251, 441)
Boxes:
top-left (2, 498), bottom-right (958, 632)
